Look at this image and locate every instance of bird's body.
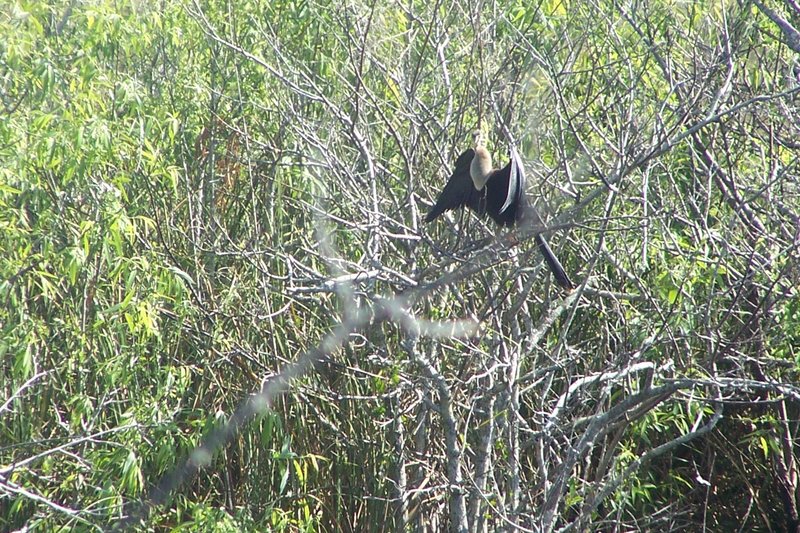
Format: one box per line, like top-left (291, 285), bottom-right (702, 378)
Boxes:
top-left (426, 138), bottom-right (573, 289)
top-left (424, 149), bottom-right (521, 226)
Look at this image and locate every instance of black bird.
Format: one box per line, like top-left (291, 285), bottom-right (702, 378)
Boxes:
top-left (425, 133), bottom-right (573, 289)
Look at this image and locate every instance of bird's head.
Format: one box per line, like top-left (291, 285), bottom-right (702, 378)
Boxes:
top-left (471, 129), bottom-right (484, 146)
top-left (470, 130), bottom-right (493, 190)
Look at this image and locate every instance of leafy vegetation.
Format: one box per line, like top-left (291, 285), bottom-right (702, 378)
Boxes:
top-left (2, 0), bottom-right (799, 531)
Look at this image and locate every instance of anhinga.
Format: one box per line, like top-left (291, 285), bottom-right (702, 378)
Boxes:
top-left (425, 132), bottom-right (573, 290)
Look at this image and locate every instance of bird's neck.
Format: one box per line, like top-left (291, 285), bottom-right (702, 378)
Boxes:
top-left (470, 146), bottom-right (493, 190)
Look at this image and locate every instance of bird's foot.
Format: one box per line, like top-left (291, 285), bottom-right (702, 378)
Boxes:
top-left (498, 231), bottom-right (519, 247)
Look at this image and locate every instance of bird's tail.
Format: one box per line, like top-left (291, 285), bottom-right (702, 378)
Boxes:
top-left (535, 234), bottom-right (573, 290)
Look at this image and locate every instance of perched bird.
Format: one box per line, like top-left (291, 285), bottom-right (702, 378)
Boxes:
top-left (425, 132), bottom-right (573, 289)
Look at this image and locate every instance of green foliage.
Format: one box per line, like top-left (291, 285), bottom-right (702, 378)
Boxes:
top-left (1, 0), bottom-right (799, 531)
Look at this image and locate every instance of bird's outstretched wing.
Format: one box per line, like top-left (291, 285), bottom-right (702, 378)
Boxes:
top-left (502, 146), bottom-right (525, 215)
top-left (425, 149), bottom-right (480, 222)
